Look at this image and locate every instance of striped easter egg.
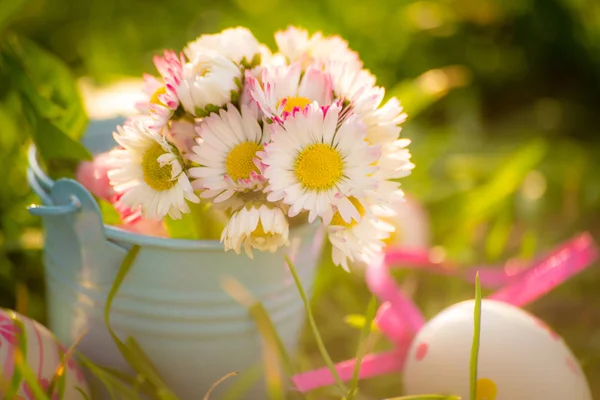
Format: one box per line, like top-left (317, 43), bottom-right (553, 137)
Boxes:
top-left (0, 309), bottom-right (89, 399)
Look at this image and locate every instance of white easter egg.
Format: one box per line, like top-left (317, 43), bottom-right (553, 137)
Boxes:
top-left (403, 300), bottom-right (592, 400)
top-left (0, 309), bottom-right (90, 399)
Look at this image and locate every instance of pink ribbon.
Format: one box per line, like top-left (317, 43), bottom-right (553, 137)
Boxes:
top-left (384, 248), bottom-right (531, 288)
top-left (488, 233), bottom-right (598, 306)
top-left (291, 351), bottom-right (405, 393)
top-left (291, 233), bottom-right (598, 393)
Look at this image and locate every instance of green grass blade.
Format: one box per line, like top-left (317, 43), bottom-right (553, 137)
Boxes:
top-left (46, 328), bottom-right (87, 398)
top-left (6, 314), bottom-right (27, 398)
top-left (104, 245), bottom-right (139, 352)
top-left (222, 277), bottom-right (296, 377)
top-left (346, 295), bottom-right (378, 400)
top-left (469, 273), bottom-right (482, 400)
top-left (75, 386), bottom-right (92, 400)
top-left (103, 245), bottom-right (179, 400)
top-left (222, 277), bottom-right (288, 400)
top-left (12, 317), bottom-right (49, 399)
top-left (284, 255), bottom-right (348, 396)
top-left (15, 348), bottom-right (50, 400)
top-left (77, 354), bottom-right (141, 400)
top-left (124, 337), bottom-right (180, 400)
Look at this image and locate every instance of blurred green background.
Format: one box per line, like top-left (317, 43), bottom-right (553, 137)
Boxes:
top-left (2, 0), bottom-right (600, 398)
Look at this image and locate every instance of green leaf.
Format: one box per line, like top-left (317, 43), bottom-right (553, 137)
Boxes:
top-left (469, 274), bottom-right (482, 400)
top-left (346, 295), bottom-right (378, 400)
top-left (1, 33), bottom-right (91, 163)
top-left (98, 199), bottom-right (123, 226)
top-left (164, 202), bottom-right (224, 240)
top-left (0, 0), bottom-right (28, 34)
top-left (284, 255), bottom-right (348, 397)
top-left (27, 108), bottom-right (92, 162)
top-left (3, 34), bottom-right (88, 138)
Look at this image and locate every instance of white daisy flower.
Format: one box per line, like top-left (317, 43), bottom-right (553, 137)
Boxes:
top-left (326, 60), bottom-right (376, 102)
top-left (350, 87), bottom-right (408, 145)
top-left (221, 204), bottom-right (290, 258)
top-left (325, 60), bottom-right (407, 145)
top-left (274, 26), bottom-right (362, 68)
top-left (245, 62), bottom-right (333, 120)
top-left (188, 104), bottom-right (267, 203)
top-left (273, 26), bottom-right (309, 65)
top-left (177, 52), bottom-right (242, 117)
top-left (107, 118), bottom-right (199, 220)
top-left (243, 44), bottom-right (285, 82)
top-left (327, 202), bottom-right (395, 271)
top-left (138, 51), bottom-right (185, 131)
top-left (185, 27), bottom-right (262, 67)
top-left (261, 102), bottom-right (380, 224)
top-left (370, 138), bottom-right (414, 203)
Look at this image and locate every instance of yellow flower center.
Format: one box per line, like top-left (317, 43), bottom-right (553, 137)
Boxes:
top-left (294, 143), bottom-right (343, 191)
top-left (142, 142), bottom-right (176, 191)
top-left (192, 61), bottom-right (211, 77)
top-left (330, 197), bottom-right (365, 228)
top-left (226, 142), bottom-right (263, 181)
top-left (253, 221), bottom-right (274, 239)
top-left (277, 96), bottom-right (312, 113)
top-left (150, 86), bottom-right (167, 106)
top-left (476, 378), bottom-right (498, 400)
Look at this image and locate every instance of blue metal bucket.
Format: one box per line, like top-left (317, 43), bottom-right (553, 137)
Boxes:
top-left (27, 119), bottom-right (325, 399)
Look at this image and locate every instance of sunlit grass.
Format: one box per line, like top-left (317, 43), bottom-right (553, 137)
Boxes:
top-left (469, 274), bottom-right (482, 400)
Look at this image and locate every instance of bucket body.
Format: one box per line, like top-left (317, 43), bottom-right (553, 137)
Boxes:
top-left (28, 120), bottom-right (325, 399)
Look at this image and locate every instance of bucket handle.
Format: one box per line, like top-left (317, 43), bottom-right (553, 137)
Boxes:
top-left (28, 196), bottom-right (81, 216)
top-left (28, 178), bottom-right (128, 286)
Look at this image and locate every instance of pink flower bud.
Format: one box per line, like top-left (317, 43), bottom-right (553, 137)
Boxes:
top-left (75, 152), bottom-right (115, 201)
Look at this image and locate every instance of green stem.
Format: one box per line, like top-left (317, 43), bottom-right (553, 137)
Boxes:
top-left (469, 273), bottom-right (482, 400)
top-left (346, 295), bottom-right (378, 400)
top-left (284, 255), bottom-right (348, 396)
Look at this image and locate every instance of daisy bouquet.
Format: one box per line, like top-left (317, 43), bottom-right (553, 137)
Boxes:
top-left (91, 26), bottom-right (414, 270)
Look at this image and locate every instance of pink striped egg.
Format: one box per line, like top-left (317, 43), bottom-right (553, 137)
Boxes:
top-left (0, 309), bottom-right (89, 399)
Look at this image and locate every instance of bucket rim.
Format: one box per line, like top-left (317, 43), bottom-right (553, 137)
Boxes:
top-left (28, 143), bottom-right (317, 250)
